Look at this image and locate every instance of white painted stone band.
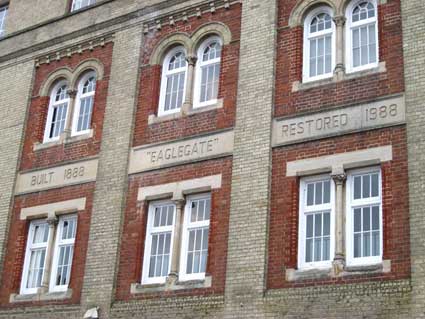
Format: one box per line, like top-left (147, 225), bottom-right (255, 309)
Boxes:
top-left (273, 95), bottom-right (405, 146)
top-left (20, 197), bottom-right (87, 220)
top-left (128, 130), bottom-right (234, 174)
top-left (137, 174), bottom-right (222, 201)
top-left (286, 145), bottom-right (392, 177)
top-left (15, 158), bottom-right (99, 195)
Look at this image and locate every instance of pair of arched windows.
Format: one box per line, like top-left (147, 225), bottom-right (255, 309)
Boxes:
top-left (303, 0), bottom-right (378, 82)
top-left (158, 36), bottom-right (222, 116)
top-left (71, 0), bottom-right (96, 12)
top-left (44, 72), bottom-right (96, 143)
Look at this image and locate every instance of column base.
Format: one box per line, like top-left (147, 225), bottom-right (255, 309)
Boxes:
top-left (181, 102), bottom-right (192, 115)
top-left (331, 256), bottom-right (346, 277)
top-left (166, 272), bottom-right (179, 287)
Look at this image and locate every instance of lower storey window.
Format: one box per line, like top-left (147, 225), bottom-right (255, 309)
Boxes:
top-left (142, 194), bottom-right (211, 285)
top-left (298, 167), bottom-right (382, 271)
top-left (21, 215), bottom-right (77, 295)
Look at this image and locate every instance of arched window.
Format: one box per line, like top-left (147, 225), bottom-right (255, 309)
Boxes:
top-left (158, 47), bottom-right (188, 116)
top-left (71, 0), bottom-right (96, 12)
top-left (0, 5), bottom-right (8, 37)
top-left (73, 72), bottom-right (96, 135)
top-left (346, 0), bottom-right (378, 72)
top-left (44, 81), bottom-right (70, 142)
top-left (194, 37), bottom-right (222, 108)
top-left (303, 7), bottom-right (335, 82)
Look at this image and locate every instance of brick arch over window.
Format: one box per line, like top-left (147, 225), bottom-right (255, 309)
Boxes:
top-left (39, 68), bottom-right (73, 97)
top-left (149, 23), bottom-right (232, 66)
top-left (38, 59), bottom-right (104, 96)
top-left (289, 0), bottom-right (338, 27)
top-left (149, 33), bottom-right (193, 66)
top-left (70, 59), bottom-right (105, 90)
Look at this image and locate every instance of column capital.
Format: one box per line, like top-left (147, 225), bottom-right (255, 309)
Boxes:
top-left (66, 89), bottom-right (78, 98)
top-left (331, 173), bottom-right (347, 185)
top-left (185, 55), bottom-right (198, 66)
top-left (333, 15), bottom-right (346, 27)
top-left (46, 216), bottom-right (59, 226)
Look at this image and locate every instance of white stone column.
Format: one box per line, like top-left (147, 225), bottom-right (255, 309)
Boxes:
top-left (181, 55), bottom-right (197, 114)
top-left (61, 89), bottom-right (77, 141)
top-left (333, 15), bottom-right (346, 81)
top-left (167, 198), bottom-right (185, 284)
top-left (331, 171), bottom-right (346, 276)
top-left (41, 216), bottom-right (58, 293)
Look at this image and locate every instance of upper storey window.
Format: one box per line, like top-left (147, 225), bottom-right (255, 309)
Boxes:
top-left (44, 82), bottom-right (70, 143)
top-left (194, 37), bottom-right (222, 108)
top-left (73, 72), bottom-right (96, 135)
top-left (303, 8), bottom-right (335, 82)
top-left (0, 5), bottom-right (8, 37)
top-left (346, 1), bottom-right (378, 73)
top-left (43, 72), bottom-right (97, 143)
top-left (158, 47), bottom-right (187, 116)
top-left (71, 0), bottom-right (96, 12)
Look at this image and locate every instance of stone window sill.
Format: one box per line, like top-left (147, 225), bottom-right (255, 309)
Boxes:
top-left (292, 62), bottom-right (387, 92)
top-left (286, 260), bottom-right (391, 281)
top-left (148, 99), bottom-right (224, 125)
top-left (9, 288), bottom-right (72, 303)
top-left (130, 275), bottom-right (212, 294)
top-left (33, 130), bottom-right (94, 151)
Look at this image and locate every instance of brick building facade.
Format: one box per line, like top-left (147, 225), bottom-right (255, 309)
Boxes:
top-left (0, 0), bottom-right (423, 318)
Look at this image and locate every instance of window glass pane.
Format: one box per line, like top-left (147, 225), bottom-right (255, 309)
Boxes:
top-left (372, 231), bottom-right (380, 256)
top-left (317, 38), bottom-right (324, 75)
top-left (323, 181), bottom-right (331, 204)
top-left (305, 238), bottom-right (313, 262)
top-left (325, 36), bottom-right (332, 74)
top-left (205, 198), bottom-right (211, 220)
top-left (354, 208), bottom-right (362, 232)
top-left (363, 206), bottom-right (371, 231)
top-left (315, 182), bottom-right (323, 205)
top-left (372, 206), bottom-right (380, 230)
top-left (33, 223), bottom-right (49, 244)
top-left (307, 183), bottom-right (314, 206)
top-left (354, 175), bottom-right (361, 199)
top-left (26, 249), bottom-right (46, 289)
top-left (363, 232), bottom-right (371, 257)
top-left (323, 212), bottom-right (330, 236)
top-left (186, 228), bottom-right (209, 274)
top-left (314, 213), bottom-right (322, 237)
top-left (371, 173), bottom-right (379, 197)
top-left (362, 174), bottom-right (371, 198)
top-left (314, 238), bottom-right (322, 262)
top-left (306, 214), bottom-right (314, 237)
top-left (148, 232), bottom-right (171, 278)
top-left (323, 236), bottom-right (330, 260)
top-left (354, 233), bottom-right (361, 257)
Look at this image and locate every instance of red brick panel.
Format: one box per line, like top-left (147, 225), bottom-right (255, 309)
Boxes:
top-left (20, 43), bottom-right (113, 171)
top-left (268, 127), bottom-right (410, 289)
top-left (115, 158), bottom-right (232, 300)
top-left (132, 6), bottom-right (241, 147)
top-left (275, 0), bottom-right (404, 117)
top-left (0, 184), bottom-right (94, 307)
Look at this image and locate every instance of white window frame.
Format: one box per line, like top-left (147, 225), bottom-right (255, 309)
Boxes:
top-left (20, 220), bottom-right (50, 295)
top-left (158, 46), bottom-right (188, 117)
top-left (49, 215), bottom-right (77, 292)
top-left (179, 193), bottom-right (211, 281)
top-left (193, 36), bottom-right (222, 109)
top-left (71, 0), bottom-right (96, 12)
top-left (298, 175), bottom-right (335, 270)
top-left (346, 166), bottom-right (383, 266)
top-left (71, 71), bottom-right (96, 136)
top-left (43, 80), bottom-right (70, 143)
top-left (141, 201), bottom-right (176, 285)
top-left (302, 6), bottom-right (336, 83)
top-left (345, 0), bottom-right (379, 73)
top-left (0, 5), bottom-right (8, 37)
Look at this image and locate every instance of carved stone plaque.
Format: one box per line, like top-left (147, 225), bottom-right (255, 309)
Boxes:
top-left (272, 95), bottom-right (406, 146)
top-left (128, 130), bottom-right (234, 174)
